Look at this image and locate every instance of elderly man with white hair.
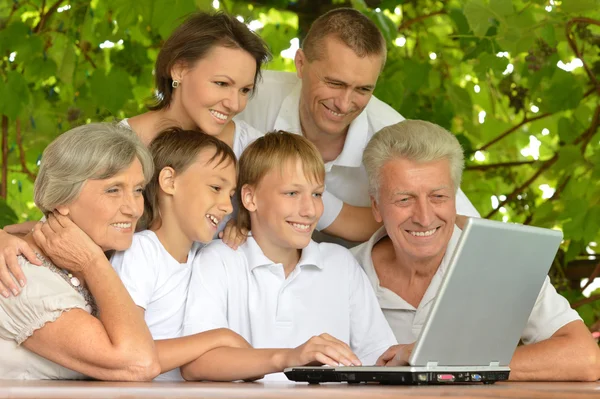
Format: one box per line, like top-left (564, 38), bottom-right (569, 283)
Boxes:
top-left (354, 120), bottom-right (600, 381)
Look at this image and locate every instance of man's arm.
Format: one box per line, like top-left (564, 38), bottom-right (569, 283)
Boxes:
top-left (509, 320), bottom-right (600, 381)
top-left (323, 202), bottom-right (382, 243)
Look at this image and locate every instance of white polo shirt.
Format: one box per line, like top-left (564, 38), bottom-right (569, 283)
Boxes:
top-left (351, 226), bottom-right (582, 344)
top-left (111, 230), bottom-right (202, 381)
top-left (183, 237), bottom-right (398, 378)
top-left (236, 70), bottom-right (481, 229)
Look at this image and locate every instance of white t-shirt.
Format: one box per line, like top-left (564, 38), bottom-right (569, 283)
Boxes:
top-left (236, 70), bottom-right (481, 229)
top-left (351, 225), bottom-right (582, 344)
top-left (183, 237), bottom-right (398, 380)
top-left (110, 230), bottom-right (202, 381)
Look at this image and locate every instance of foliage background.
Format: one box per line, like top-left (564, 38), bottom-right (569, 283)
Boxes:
top-left (0, 0), bottom-right (599, 325)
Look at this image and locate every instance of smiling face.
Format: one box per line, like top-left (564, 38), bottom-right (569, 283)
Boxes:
top-left (59, 159), bottom-right (146, 252)
top-left (171, 148), bottom-right (237, 244)
top-left (372, 157), bottom-right (457, 264)
top-left (171, 45), bottom-right (257, 136)
top-left (243, 157), bottom-right (324, 255)
top-left (295, 36), bottom-right (384, 139)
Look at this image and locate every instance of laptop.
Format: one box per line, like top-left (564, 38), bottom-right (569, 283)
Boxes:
top-left (284, 218), bottom-right (563, 385)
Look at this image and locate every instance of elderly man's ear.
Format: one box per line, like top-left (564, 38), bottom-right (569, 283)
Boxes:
top-left (455, 215), bottom-right (469, 230)
top-left (370, 196), bottom-right (383, 223)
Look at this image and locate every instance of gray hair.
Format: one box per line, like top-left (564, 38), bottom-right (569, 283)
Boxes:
top-left (363, 120), bottom-right (465, 201)
top-left (34, 123), bottom-right (154, 215)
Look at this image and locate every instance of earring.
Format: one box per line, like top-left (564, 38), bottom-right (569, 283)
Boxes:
top-left (172, 80), bottom-right (180, 88)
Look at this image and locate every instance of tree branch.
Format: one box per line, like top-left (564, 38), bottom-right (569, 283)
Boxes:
top-left (566, 17), bottom-right (600, 93)
top-left (475, 87), bottom-right (595, 153)
top-left (485, 155), bottom-right (558, 218)
top-left (399, 10), bottom-right (447, 31)
top-left (476, 112), bottom-right (553, 152)
top-left (578, 104), bottom-right (600, 152)
top-left (486, 104), bottom-right (599, 219)
top-left (465, 159), bottom-right (546, 171)
top-left (75, 41), bottom-right (97, 69)
top-left (15, 118), bottom-right (36, 182)
top-left (1, 115), bottom-right (8, 199)
top-left (572, 294), bottom-right (600, 309)
top-left (33, 0), bottom-right (65, 33)
top-left (582, 263), bottom-right (600, 292)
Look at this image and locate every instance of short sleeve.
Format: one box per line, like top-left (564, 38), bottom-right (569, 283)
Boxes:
top-left (316, 190), bottom-right (344, 230)
top-left (456, 189), bottom-right (480, 217)
top-left (346, 250), bottom-right (398, 364)
top-left (521, 276), bottom-right (582, 344)
top-left (110, 233), bottom-right (159, 310)
top-left (0, 257), bottom-right (91, 345)
top-left (233, 120), bottom-right (264, 158)
top-left (183, 243), bottom-right (231, 336)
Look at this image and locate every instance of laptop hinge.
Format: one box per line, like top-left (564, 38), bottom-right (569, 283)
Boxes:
top-left (426, 362), bottom-right (438, 368)
top-left (489, 361), bottom-right (500, 367)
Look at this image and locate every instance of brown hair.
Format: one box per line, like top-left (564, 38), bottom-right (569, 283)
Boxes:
top-left (236, 131), bottom-right (325, 231)
top-left (302, 8), bottom-right (386, 65)
top-left (149, 11), bottom-right (271, 110)
top-left (141, 127), bottom-right (237, 229)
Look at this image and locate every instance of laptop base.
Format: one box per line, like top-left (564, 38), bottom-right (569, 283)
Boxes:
top-left (284, 366), bottom-right (510, 385)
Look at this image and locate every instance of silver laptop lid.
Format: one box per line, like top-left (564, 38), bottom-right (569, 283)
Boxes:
top-left (409, 218), bottom-right (563, 367)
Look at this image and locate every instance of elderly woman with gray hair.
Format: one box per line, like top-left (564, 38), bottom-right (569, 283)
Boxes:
top-left (0, 123), bottom-right (160, 380)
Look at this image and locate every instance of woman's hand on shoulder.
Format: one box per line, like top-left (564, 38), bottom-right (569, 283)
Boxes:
top-left (32, 212), bottom-right (105, 275)
top-left (0, 228), bottom-right (41, 297)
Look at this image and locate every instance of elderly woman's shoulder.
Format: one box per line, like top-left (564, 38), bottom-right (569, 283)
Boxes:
top-left (0, 255), bottom-right (90, 341)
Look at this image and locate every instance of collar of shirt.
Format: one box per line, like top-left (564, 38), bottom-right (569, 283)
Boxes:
top-left (242, 236), bottom-right (323, 272)
top-left (273, 80), bottom-right (369, 170)
top-left (358, 225), bottom-right (464, 311)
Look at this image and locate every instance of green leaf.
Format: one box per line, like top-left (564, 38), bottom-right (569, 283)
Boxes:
top-left (0, 198), bottom-right (19, 228)
top-left (259, 23), bottom-right (297, 54)
top-left (0, 71), bottom-right (30, 119)
top-left (540, 24), bottom-right (557, 47)
top-left (402, 60), bottom-right (431, 92)
top-left (463, 0), bottom-right (496, 37)
top-left (557, 117), bottom-right (579, 144)
top-left (555, 144), bottom-right (584, 172)
top-left (24, 56), bottom-right (58, 81)
top-left (449, 9), bottom-right (471, 35)
top-left (0, 22), bottom-right (29, 55)
top-left (542, 70), bottom-right (584, 113)
top-left (365, 10), bottom-right (398, 46)
top-left (447, 84), bottom-right (473, 116)
top-left (576, 304), bottom-right (597, 326)
top-left (89, 68), bottom-right (134, 114)
top-left (489, 0), bottom-right (514, 17)
top-left (473, 52), bottom-right (509, 79)
top-left (561, 0), bottom-right (600, 14)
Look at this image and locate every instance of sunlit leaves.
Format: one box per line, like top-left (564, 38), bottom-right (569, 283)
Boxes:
top-left (561, 0), bottom-right (600, 14)
top-left (0, 72), bottom-right (30, 119)
top-left (542, 70), bottom-right (584, 113)
top-left (0, 198), bottom-right (18, 228)
top-left (89, 68), bottom-right (134, 114)
top-left (463, 0), bottom-right (496, 37)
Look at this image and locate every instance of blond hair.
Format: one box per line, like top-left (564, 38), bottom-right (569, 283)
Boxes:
top-left (363, 120), bottom-right (465, 201)
top-left (236, 131), bottom-right (325, 230)
top-left (141, 127), bottom-right (237, 229)
top-left (34, 123), bottom-right (153, 215)
top-left (302, 8), bottom-right (386, 66)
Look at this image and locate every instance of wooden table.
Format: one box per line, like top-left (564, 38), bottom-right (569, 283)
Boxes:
top-left (1, 380), bottom-right (599, 399)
